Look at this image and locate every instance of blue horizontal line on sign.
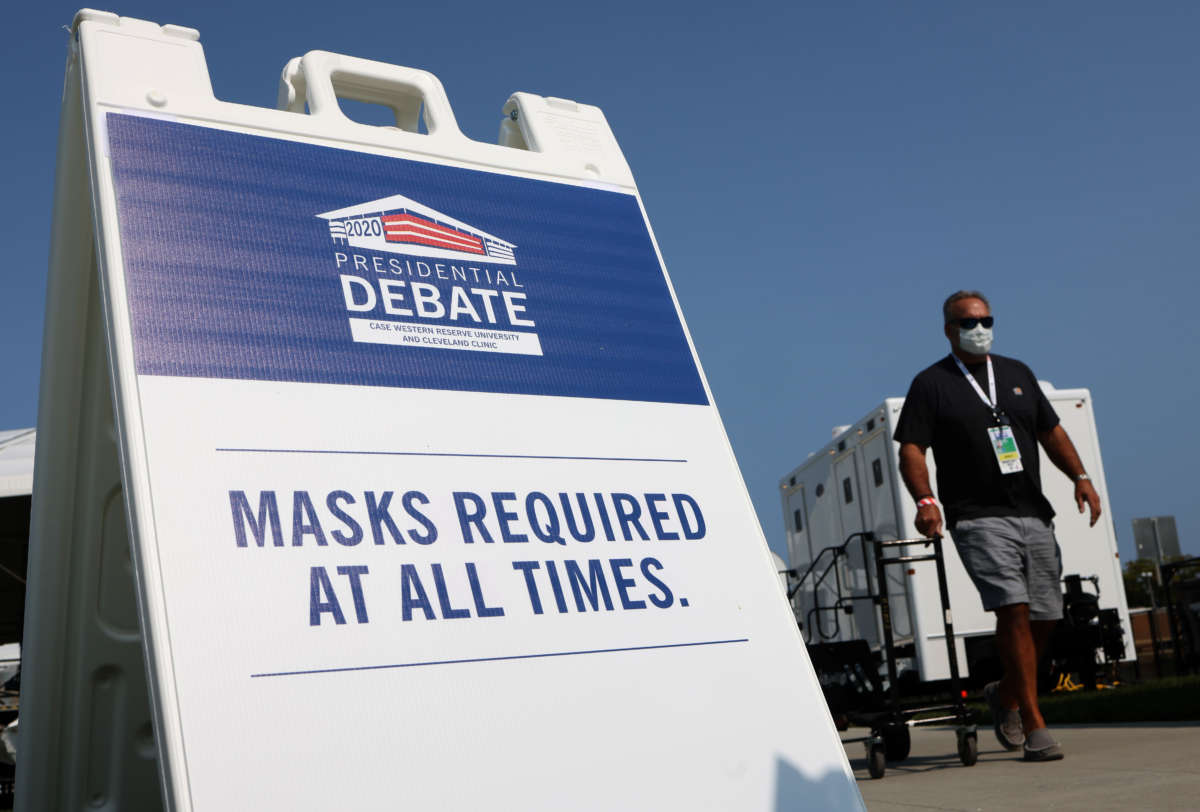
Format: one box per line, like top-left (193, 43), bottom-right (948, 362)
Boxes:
top-left (215, 447), bottom-right (688, 463)
top-left (249, 638), bottom-right (750, 679)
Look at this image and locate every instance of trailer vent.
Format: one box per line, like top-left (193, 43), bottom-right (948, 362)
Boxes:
top-left (815, 484), bottom-right (824, 498)
top-left (872, 458), bottom-right (883, 487)
top-left (866, 418), bottom-right (875, 431)
top-left (793, 509), bottom-right (803, 532)
top-left (842, 477), bottom-right (853, 504)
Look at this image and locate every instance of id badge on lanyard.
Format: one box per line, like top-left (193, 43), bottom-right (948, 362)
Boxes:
top-left (954, 355), bottom-right (1024, 475)
top-left (987, 424), bottom-right (1023, 474)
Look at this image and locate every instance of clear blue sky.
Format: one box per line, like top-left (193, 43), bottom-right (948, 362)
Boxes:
top-left (3, 1), bottom-right (1198, 563)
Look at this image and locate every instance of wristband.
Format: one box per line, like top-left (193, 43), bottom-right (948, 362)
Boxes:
top-left (916, 497), bottom-right (937, 508)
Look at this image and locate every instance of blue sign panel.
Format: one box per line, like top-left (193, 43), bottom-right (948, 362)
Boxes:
top-left (106, 114), bottom-right (707, 405)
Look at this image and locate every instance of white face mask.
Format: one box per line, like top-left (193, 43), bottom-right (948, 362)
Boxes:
top-left (958, 325), bottom-right (993, 355)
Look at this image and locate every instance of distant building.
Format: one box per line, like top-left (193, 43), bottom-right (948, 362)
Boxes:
top-left (1132, 516), bottom-right (1180, 563)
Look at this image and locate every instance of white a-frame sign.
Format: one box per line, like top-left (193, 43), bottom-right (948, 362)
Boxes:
top-left (20, 10), bottom-right (864, 811)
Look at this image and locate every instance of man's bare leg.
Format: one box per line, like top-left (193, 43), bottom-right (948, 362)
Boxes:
top-left (995, 603), bottom-right (1046, 732)
top-left (1032, 620), bottom-right (1056, 660)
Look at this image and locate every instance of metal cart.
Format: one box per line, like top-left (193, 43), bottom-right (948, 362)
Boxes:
top-left (787, 532), bottom-right (977, 779)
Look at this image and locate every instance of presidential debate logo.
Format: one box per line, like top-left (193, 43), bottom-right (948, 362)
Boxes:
top-left (317, 193), bottom-right (516, 265)
top-left (317, 194), bottom-right (540, 357)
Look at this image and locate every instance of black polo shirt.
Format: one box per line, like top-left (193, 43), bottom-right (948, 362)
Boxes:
top-left (894, 354), bottom-right (1059, 526)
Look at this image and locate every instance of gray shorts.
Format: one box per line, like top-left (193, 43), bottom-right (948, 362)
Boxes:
top-left (949, 516), bottom-right (1063, 621)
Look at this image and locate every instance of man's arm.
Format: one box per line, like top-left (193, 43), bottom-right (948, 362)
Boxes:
top-left (1038, 424), bottom-right (1102, 527)
top-left (898, 442), bottom-right (943, 538)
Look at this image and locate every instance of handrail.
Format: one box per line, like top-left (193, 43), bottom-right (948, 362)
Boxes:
top-left (784, 531), bottom-right (876, 642)
top-left (785, 533), bottom-right (935, 644)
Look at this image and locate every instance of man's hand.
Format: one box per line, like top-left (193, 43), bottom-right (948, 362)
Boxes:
top-left (899, 441), bottom-right (941, 538)
top-left (915, 502), bottom-right (943, 539)
top-left (1076, 479), bottom-right (1102, 527)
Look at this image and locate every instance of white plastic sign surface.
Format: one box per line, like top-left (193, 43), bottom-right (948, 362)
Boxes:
top-left (48, 14), bottom-right (863, 811)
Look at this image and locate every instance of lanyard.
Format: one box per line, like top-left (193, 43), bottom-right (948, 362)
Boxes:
top-left (952, 354), bottom-right (998, 414)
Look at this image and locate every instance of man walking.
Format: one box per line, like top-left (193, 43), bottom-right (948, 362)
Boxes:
top-left (894, 290), bottom-right (1101, 762)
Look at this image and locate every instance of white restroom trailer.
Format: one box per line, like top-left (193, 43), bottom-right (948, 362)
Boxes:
top-left (779, 382), bottom-right (1132, 683)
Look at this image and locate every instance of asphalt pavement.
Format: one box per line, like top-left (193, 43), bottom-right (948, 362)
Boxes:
top-left (847, 722), bottom-right (1200, 811)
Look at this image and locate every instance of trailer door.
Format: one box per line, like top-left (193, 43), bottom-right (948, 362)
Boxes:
top-left (862, 430), bottom-right (915, 644)
top-left (834, 450), bottom-right (878, 648)
top-left (799, 457), bottom-right (843, 642)
top-left (783, 485), bottom-right (811, 575)
top-left (782, 484), bottom-right (814, 632)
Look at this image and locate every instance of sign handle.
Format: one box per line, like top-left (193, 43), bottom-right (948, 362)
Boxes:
top-left (278, 50), bottom-right (463, 139)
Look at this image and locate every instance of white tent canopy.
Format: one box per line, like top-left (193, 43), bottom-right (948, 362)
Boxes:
top-left (0, 429), bottom-right (34, 499)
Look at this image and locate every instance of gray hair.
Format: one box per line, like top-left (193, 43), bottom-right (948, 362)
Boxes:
top-left (943, 290), bottom-right (990, 323)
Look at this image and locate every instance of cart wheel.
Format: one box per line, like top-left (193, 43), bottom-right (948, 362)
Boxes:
top-left (957, 731), bottom-right (978, 767)
top-left (868, 744), bottom-right (887, 779)
top-left (882, 723), bottom-right (911, 762)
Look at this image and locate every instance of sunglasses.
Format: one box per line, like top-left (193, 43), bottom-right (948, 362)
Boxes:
top-left (953, 316), bottom-right (994, 329)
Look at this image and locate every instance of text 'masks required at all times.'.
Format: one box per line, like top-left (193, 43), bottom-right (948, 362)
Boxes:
top-left (229, 488), bottom-right (709, 624)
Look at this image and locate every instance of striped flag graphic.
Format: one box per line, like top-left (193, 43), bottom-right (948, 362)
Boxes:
top-left (381, 213), bottom-right (485, 255)
top-left (317, 193), bottom-right (517, 265)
